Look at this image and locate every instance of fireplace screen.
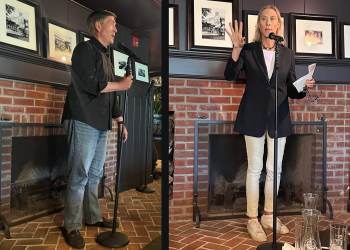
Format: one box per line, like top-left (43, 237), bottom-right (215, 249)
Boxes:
top-left (0, 123), bottom-right (67, 224)
top-left (193, 119), bottom-right (327, 224)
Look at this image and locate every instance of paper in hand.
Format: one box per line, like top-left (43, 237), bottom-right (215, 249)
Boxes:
top-left (293, 63), bottom-right (316, 93)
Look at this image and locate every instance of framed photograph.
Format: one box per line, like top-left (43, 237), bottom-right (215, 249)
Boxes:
top-left (79, 31), bottom-right (92, 42)
top-left (289, 13), bottom-right (337, 59)
top-left (169, 4), bottom-right (179, 49)
top-left (112, 49), bottom-right (129, 77)
top-left (45, 19), bottom-right (77, 65)
top-left (243, 10), bottom-right (288, 46)
top-left (0, 0), bottom-right (41, 54)
top-left (135, 61), bottom-right (149, 83)
top-left (188, 0), bottom-right (239, 53)
top-left (340, 23), bottom-right (350, 59)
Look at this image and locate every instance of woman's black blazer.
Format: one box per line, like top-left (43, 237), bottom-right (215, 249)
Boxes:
top-left (224, 42), bottom-right (306, 138)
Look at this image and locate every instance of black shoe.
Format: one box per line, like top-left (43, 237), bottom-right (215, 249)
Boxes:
top-left (60, 227), bottom-right (85, 249)
top-left (85, 217), bottom-right (117, 228)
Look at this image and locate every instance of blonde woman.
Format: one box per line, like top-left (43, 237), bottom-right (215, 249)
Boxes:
top-left (224, 5), bottom-right (315, 242)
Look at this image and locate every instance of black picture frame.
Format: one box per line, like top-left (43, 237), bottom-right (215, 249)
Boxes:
top-left (0, 0), bottom-right (42, 56)
top-left (187, 0), bottom-right (239, 53)
top-left (169, 4), bottom-right (179, 49)
top-left (243, 10), bottom-right (288, 46)
top-left (289, 13), bottom-right (337, 59)
top-left (339, 22), bottom-right (350, 59)
top-left (111, 49), bottom-right (130, 78)
top-left (43, 18), bottom-right (78, 65)
top-left (135, 61), bottom-right (149, 83)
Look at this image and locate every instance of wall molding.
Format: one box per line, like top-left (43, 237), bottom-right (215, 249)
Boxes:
top-left (170, 49), bottom-right (350, 66)
top-left (169, 74), bottom-right (350, 85)
top-left (0, 46), bottom-right (71, 72)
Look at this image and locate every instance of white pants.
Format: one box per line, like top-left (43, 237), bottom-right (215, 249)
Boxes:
top-left (244, 132), bottom-right (286, 218)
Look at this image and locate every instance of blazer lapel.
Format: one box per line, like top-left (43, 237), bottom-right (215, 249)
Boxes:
top-left (253, 42), bottom-right (269, 82)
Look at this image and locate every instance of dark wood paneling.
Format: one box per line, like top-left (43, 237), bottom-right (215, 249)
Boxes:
top-left (169, 0), bottom-right (350, 83)
top-left (295, 64), bottom-right (350, 84)
top-left (42, 0), bottom-right (69, 26)
top-left (275, 0), bottom-right (304, 13)
top-left (170, 57), bottom-right (228, 80)
top-left (0, 56), bottom-right (70, 86)
top-left (335, 0), bottom-right (350, 22)
top-left (305, 0), bottom-right (337, 15)
top-left (0, 0), bottom-right (150, 86)
top-left (242, 0), bottom-right (274, 11)
top-left (67, 1), bottom-right (91, 33)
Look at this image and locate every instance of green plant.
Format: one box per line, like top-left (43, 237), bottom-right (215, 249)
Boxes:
top-left (153, 87), bottom-right (161, 115)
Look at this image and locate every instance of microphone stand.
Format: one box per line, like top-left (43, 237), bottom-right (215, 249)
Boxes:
top-left (96, 57), bottom-right (133, 248)
top-left (257, 39), bottom-right (283, 250)
top-left (136, 80), bottom-right (155, 193)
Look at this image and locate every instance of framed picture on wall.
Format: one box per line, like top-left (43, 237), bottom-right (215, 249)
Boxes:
top-left (135, 61), bottom-right (149, 83)
top-left (112, 49), bottom-right (129, 77)
top-left (243, 10), bottom-right (288, 46)
top-left (169, 4), bottom-right (179, 49)
top-left (340, 23), bottom-right (350, 59)
top-left (289, 13), bottom-right (337, 59)
top-left (188, 0), bottom-right (239, 53)
top-left (44, 19), bottom-right (78, 65)
top-left (0, 0), bottom-right (41, 54)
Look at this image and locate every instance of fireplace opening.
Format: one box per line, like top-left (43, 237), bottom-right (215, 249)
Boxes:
top-left (10, 135), bottom-right (67, 221)
top-left (193, 120), bottom-right (326, 223)
top-left (208, 133), bottom-right (317, 215)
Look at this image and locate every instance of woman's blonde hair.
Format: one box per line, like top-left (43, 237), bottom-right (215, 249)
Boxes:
top-left (253, 5), bottom-right (283, 43)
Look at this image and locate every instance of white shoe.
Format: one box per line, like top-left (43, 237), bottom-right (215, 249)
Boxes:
top-left (247, 219), bottom-right (268, 242)
top-left (260, 214), bottom-right (289, 234)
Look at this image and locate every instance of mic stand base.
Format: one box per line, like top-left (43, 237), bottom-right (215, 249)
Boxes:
top-left (257, 242), bottom-right (284, 250)
top-left (96, 231), bottom-right (129, 248)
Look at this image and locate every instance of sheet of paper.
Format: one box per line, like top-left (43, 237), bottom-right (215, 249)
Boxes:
top-left (282, 243), bottom-right (295, 250)
top-left (293, 63), bottom-right (316, 92)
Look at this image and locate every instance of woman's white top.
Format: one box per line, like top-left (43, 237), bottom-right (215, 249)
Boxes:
top-left (262, 49), bottom-right (275, 80)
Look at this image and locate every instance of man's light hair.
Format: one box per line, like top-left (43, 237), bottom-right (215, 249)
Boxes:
top-left (87, 10), bottom-right (116, 36)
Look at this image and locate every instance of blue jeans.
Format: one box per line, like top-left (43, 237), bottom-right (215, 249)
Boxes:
top-left (63, 120), bottom-right (107, 232)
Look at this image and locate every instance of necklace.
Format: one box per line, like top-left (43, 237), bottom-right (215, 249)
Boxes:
top-left (262, 44), bottom-right (275, 50)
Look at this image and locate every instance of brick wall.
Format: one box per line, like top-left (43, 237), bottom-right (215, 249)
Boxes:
top-left (0, 79), bottom-right (65, 123)
top-left (0, 78), bottom-right (119, 218)
top-left (169, 78), bottom-right (350, 221)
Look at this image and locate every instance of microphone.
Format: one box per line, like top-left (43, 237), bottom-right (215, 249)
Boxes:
top-left (125, 56), bottom-right (133, 76)
top-left (145, 79), bottom-right (155, 96)
top-left (268, 32), bottom-right (284, 42)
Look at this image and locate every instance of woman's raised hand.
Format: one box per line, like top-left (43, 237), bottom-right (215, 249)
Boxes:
top-left (225, 19), bottom-right (245, 48)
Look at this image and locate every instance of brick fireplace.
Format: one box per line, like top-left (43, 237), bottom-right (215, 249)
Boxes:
top-left (169, 78), bottom-right (350, 221)
top-left (0, 79), bottom-right (118, 224)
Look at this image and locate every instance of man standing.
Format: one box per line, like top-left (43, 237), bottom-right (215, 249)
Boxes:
top-left (61, 10), bottom-right (133, 249)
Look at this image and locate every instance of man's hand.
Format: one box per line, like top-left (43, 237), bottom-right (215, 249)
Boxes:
top-left (101, 75), bottom-right (133, 93)
top-left (119, 75), bottom-right (133, 91)
top-left (122, 126), bottom-right (128, 142)
top-left (116, 117), bottom-right (128, 142)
